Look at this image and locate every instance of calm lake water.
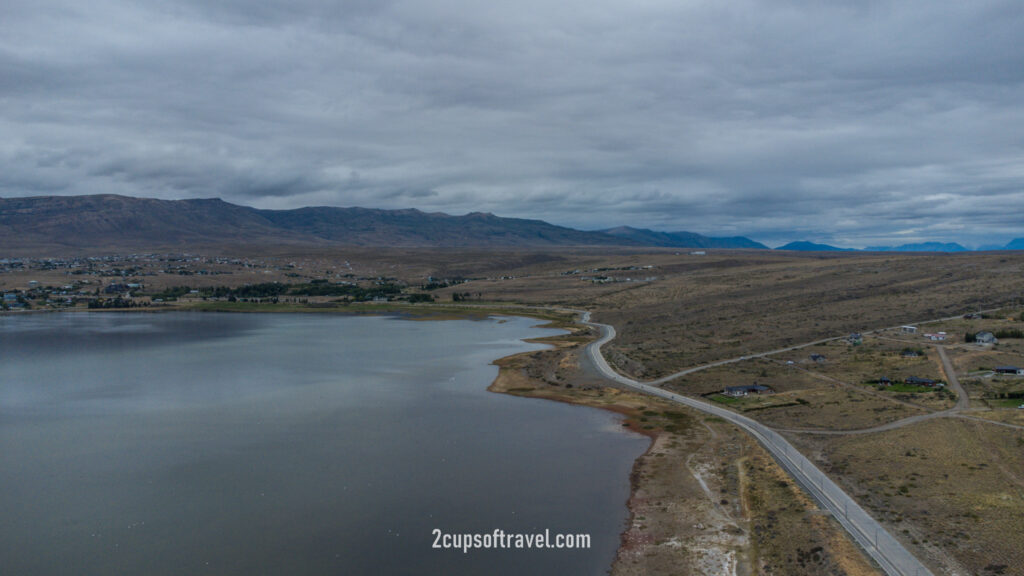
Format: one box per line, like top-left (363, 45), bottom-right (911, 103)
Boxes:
top-left (0, 312), bottom-right (647, 575)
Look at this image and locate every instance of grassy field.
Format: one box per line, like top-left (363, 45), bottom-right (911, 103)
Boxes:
top-left (788, 418), bottom-right (1024, 575)
top-left (528, 251), bottom-right (1024, 379)
top-left (661, 354), bottom-right (935, 429)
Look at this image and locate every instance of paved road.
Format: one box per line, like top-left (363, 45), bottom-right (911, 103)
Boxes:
top-left (578, 312), bottom-right (934, 576)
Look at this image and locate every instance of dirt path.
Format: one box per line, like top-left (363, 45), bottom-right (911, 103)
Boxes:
top-left (779, 344), bottom-right (978, 436)
top-left (935, 345), bottom-right (970, 411)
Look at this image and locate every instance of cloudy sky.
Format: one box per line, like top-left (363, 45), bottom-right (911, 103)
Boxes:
top-left (2, 1), bottom-right (1022, 247)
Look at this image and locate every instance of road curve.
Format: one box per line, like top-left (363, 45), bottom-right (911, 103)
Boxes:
top-left (578, 312), bottom-right (934, 576)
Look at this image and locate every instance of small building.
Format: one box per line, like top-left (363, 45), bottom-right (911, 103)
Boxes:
top-left (722, 384), bottom-right (774, 397)
top-left (923, 332), bottom-right (946, 341)
top-left (877, 377), bottom-right (893, 386)
top-left (900, 325), bottom-right (918, 334)
top-left (847, 333), bottom-right (863, 345)
top-left (104, 283), bottom-right (129, 295)
top-left (901, 349), bottom-right (920, 358)
top-left (810, 353), bottom-right (826, 363)
top-left (994, 366), bottom-right (1024, 375)
top-left (975, 332), bottom-right (998, 345)
top-left (905, 376), bottom-right (940, 387)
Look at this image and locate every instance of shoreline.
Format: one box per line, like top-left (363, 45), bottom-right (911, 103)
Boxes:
top-left (487, 354), bottom-right (660, 570)
top-left (481, 316), bottom-right (737, 574)
top-left (481, 310), bottom-right (882, 576)
top-left (11, 302), bottom-right (881, 574)
top-left (58, 301), bottom-right (660, 572)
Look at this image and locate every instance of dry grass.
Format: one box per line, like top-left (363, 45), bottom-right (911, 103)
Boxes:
top-left (661, 356), bottom-right (931, 430)
top-left (788, 418), bottom-right (1024, 575)
top-left (741, 447), bottom-right (881, 576)
top-left (489, 322), bottom-right (880, 576)
top-left (583, 252), bottom-right (1024, 379)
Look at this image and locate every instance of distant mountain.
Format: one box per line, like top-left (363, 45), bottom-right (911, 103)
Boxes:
top-left (0, 195), bottom-right (640, 253)
top-left (601, 226), bottom-right (768, 249)
top-left (1004, 238), bottom-right (1024, 250)
top-left (774, 241), bottom-right (855, 252)
top-left (258, 206), bottom-right (636, 247)
top-left (864, 242), bottom-right (968, 252)
top-left (0, 195), bottom-right (305, 251)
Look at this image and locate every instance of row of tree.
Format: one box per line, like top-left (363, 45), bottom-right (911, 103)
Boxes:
top-left (963, 328), bottom-right (1024, 342)
top-left (88, 298), bottom-right (149, 309)
top-left (147, 282), bottom-right (409, 302)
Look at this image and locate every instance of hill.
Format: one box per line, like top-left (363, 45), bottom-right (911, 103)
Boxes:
top-left (775, 241), bottom-right (854, 252)
top-left (864, 242), bottom-right (968, 252)
top-left (601, 226), bottom-right (767, 249)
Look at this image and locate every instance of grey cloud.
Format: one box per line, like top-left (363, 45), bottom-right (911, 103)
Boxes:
top-left (1, 0), bottom-right (1022, 248)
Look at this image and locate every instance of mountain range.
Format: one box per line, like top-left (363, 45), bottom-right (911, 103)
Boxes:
top-left (775, 241), bottom-right (856, 252)
top-left (0, 195), bottom-right (764, 253)
top-left (863, 242), bottom-right (969, 252)
top-left (777, 240), bottom-right (1024, 252)
top-left (600, 226), bottom-right (768, 250)
top-left (2, 194), bottom-right (1022, 254)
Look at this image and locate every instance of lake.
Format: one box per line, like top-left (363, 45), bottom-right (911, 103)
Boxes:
top-left (0, 312), bottom-right (647, 575)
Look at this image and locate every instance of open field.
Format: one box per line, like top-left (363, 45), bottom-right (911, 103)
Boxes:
top-left (788, 418), bottom-right (1024, 575)
top-left (660, 355), bottom-right (933, 430)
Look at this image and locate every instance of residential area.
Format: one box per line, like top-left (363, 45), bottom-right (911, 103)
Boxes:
top-left (666, 308), bottom-right (1024, 431)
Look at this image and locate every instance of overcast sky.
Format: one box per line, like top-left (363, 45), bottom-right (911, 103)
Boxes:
top-left (2, 1), bottom-right (1022, 247)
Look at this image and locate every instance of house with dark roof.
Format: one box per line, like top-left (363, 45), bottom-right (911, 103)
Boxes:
top-left (994, 366), bottom-right (1024, 375)
top-left (975, 331), bottom-right (998, 345)
top-left (722, 384), bottom-right (774, 397)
